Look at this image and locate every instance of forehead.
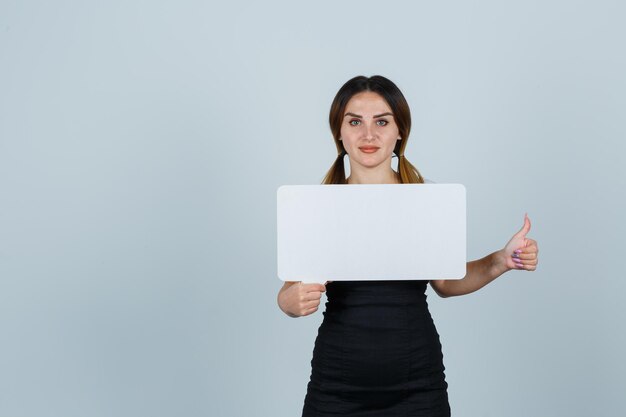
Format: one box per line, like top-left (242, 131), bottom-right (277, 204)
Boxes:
top-left (344, 91), bottom-right (392, 115)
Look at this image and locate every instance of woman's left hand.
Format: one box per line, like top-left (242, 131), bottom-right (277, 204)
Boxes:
top-left (501, 213), bottom-right (539, 271)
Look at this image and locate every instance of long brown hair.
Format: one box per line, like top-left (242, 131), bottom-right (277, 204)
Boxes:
top-left (322, 75), bottom-right (425, 185)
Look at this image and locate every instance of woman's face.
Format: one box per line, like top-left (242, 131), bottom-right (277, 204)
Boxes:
top-left (340, 91), bottom-right (400, 170)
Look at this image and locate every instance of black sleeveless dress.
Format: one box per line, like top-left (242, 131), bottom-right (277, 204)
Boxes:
top-left (301, 280), bottom-right (451, 417)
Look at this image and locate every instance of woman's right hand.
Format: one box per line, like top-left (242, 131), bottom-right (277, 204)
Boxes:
top-left (277, 281), bottom-right (327, 317)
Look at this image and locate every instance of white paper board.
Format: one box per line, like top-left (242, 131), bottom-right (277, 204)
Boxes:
top-left (277, 184), bottom-right (466, 283)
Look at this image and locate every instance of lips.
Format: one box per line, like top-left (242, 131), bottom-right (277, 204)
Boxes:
top-left (359, 146), bottom-right (380, 153)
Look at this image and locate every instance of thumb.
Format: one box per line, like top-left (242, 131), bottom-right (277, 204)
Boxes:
top-left (307, 283), bottom-right (326, 292)
top-left (515, 213), bottom-right (531, 237)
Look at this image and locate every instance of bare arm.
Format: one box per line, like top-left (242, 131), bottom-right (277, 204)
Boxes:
top-left (430, 250), bottom-right (510, 298)
top-left (430, 215), bottom-right (539, 298)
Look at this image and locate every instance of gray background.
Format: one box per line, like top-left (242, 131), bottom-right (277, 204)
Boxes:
top-left (1, 1), bottom-right (624, 416)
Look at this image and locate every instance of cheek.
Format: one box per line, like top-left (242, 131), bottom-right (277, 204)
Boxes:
top-left (385, 128), bottom-right (400, 144)
top-left (386, 126), bottom-right (400, 139)
top-left (339, 126), bottom-right (347, 140)
top-left (340, 127), bottom-right (357, 144)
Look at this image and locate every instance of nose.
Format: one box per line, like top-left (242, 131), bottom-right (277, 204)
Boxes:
top-left (364, 122), bottom-right (375, 140)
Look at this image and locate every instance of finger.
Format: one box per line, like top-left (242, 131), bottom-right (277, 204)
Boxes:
top-left (302, 292), bottom-right (323, 301)
top-left (514, 252), bottom-right (536, 260)
top-left (516, 261), bottom-right (537, 270)
top-left (523, 241), bottom-right (537, 251)
top-left (512, 248), bottom-right (535, 258)
top-left (303, 299), bottom-right (320, 308)
top-left (305, 283), bottom-right (326, 293)
top-left (307, 299), bottom-right (320, 308)
top-left (303, 307), bottom-right (318, 316)
top-left (516, 213), bottom-right (531, 237)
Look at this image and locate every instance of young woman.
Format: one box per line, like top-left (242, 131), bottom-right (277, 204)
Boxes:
top-left (277, 75), bottom-right (539, 417)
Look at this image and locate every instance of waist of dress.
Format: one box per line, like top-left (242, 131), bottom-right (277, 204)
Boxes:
top-left (326, 280), bottom-right (429, 305)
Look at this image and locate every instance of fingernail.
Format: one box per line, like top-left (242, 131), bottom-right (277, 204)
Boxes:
top-left (512, 253), bottom-right (519, 258)
top-left (515, 249), bottom-right (522, 253)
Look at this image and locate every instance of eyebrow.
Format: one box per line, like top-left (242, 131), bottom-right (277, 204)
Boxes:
top-left (344, 112), bottom-right (394, 118)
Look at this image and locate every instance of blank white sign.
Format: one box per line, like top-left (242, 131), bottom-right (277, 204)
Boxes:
top-left (277, 184), bottom-right (466, 283)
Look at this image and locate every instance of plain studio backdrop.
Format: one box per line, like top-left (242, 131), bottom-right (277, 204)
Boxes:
top-left (1, 1), bottom-right (624, 416)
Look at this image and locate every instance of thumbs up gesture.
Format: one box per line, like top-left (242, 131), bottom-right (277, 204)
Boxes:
top-left (502, 213), bottom-right (539, 271)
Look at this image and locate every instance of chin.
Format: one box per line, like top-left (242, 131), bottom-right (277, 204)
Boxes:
top-left (353, 158), bottom-right (386, 168)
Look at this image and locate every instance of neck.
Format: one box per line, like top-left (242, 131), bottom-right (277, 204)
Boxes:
top-left (346, 161), bottom-right (400, 185)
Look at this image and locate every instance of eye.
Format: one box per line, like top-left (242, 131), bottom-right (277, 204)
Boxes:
top-left (376, 119), bottom-right (388, 126)
top-left (349, 119), bottom-right (361, 126)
